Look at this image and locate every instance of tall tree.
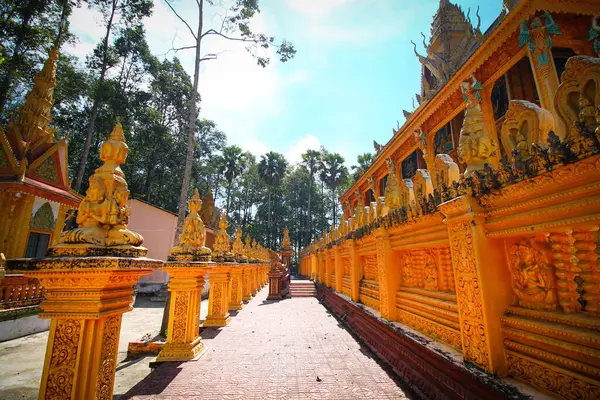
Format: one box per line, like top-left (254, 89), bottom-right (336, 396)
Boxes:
top-left (163, 0), bottom-right (296, 236)
top-left (219, 145), bottom-right (247, 212)
top-left (351, 152), bottom-right (375, 180)
top-left (321, 152), bottom-right (348, 227)
top-left (301, 149), bottom-right (321, 244)
top-left (72, 0), bottom-right (153, 191)
top-left (258, 151), bottom-right (287, 247)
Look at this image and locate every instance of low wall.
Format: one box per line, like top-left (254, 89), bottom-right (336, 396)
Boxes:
top-left (315, 283), bottom-right (525, 400)
top-left (0, 310), bottom-right (49, 342)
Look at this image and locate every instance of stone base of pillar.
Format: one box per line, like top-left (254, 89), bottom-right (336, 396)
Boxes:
top-left (203, 314), bottom-right (231, 327)
top-left (228, 302), bottom-right (244, 311)
top-left (242, 295), bottom-right (252, 302)
top-left (154, 337), bottom-right (206, 363)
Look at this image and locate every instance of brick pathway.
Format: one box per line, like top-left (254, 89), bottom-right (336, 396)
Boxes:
top-left (121, 287), bottom-right (412, 400)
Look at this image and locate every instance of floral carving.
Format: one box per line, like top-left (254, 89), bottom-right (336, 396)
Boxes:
top-left (96, 315), bottom-right (121, 400)
top-left (45, 319), bottom-right (81, 399)
top-left (172, 292), bottom-right (189, 343)
top-left (212, 283), bottom-right (222, 316)
top-left (423, 250), bottom-right (439, 291)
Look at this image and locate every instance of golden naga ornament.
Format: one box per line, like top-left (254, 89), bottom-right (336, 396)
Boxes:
top-left (50, 123), bottom-right (146, 257)
top-left (168, 188), bottom-right (211, 261)
top-left (458, 76), bottom-right (496, 176)
top-left (232, 227), bottom-right (247, 263)
top-left (213, 211), bottom-right (234, 262)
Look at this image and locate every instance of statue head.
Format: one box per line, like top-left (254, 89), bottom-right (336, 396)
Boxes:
top-left (188, 188), bottom-right (202, 215)
top-left (100, 123), bottom-right (129, 166)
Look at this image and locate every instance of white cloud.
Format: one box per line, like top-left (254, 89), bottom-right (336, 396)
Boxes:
top-left (285, 134), bottom-right (322, 165)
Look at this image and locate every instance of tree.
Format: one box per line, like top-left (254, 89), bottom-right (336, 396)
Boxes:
top-left (321, 152), bottom-right (348, 227)
top-left (301, 149), bottom-right (321, 244)
top-left (258, 151), bottom-right (287, 247)
top-left (219, 145), bottom-right (247, 213)
top-left (0, 0), bottom-right (70, 117)
top-left (163, 0), bottom-right (296, 237)
top-left (72, 0), bottom-right (153, 192)
top-left (351, 152), bottom-right (375, 180)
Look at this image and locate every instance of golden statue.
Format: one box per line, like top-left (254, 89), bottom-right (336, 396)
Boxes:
top-left (281, 227), bottom-right (292, 250)
top-left (213, 212), bottom-right (234, 262)
top-left (515, 132), bottom-right (530, 160)
top-left (50, 123), bottom-right (145, 257)
top-left (384, 159), bottom-right (402, 209)
top-left (232, 227), bottom-right (247, 262)
top-left (167, 188), bottom-right (211, 261)
top-left (0, 253), bottom-right (6, 280)
top-left (244, 234), bottom-right (253, 262)
top-left (251, 239), bottom-right (259, 263)
top-left (458, 76), bottom-right (496, 176)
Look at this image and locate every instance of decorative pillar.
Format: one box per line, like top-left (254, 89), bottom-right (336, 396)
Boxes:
top-left (204, 266), bottom-right (231, 327)
top-left (228, 266), bottom-right (244, 310)
top-left (250, 265), bottom-right (258, 296)
top-left (519, 12), bottom-right (562, 116)
top-left (334, 245), bottom-right (343, 293)
top-left (439, 196), bottom-right (513, 375)
top-left (267, 263), bottom-right (283, 300)
top-left (157, 265), bottom-right (208, 361)
top-left (310, 253), bottom-right (317, 280)
top-left (3, 191), bottom-right (35, 258)
top-left (8, 123), bottom-right (162, 399)
top-left (374, 228), bottom-right (400, 321)
top-left (348, 241), bottom-right (361, 302)
top-left (241, 267), bottom-right (252, 301)
top-left (325, 249), bottom-right (333, 288)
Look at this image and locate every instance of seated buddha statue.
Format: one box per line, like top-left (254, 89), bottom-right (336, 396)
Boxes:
top-left (168, 188), bottom-right (211, 261)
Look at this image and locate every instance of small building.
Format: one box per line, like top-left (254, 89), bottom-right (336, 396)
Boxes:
top-left (0, 47), bottom-right (80, 259)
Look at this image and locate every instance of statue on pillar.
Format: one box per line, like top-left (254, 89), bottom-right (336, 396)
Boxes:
top-left (213, 211), bottom-right (234, 262)
top-left (457, 76), bottom-right (496, 177)
top-left (232, 227), bottom-right (247, 262)
top-left (384, 158), bottom-right (402, 209)
top-left (50, 123), bottom-right (145, 257)
top-left (167, 188), bottom-right (211, 261)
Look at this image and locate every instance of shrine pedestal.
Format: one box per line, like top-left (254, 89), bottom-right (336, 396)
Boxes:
top-left (156, 261), bottom-right (210, 362)
top-left (204, 267), bottom-right (231, 327)
top-left (8, 256), bottom-right (160, 400)
top-left (242, 266), bottom-right (252, 302)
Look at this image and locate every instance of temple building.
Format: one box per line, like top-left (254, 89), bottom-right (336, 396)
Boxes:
top-left (0, 47), bottom-right (81, 259)
top-left (301, 0), bottom-right (600, 398)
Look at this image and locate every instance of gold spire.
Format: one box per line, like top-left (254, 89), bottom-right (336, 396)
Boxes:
top-left (232, 227), bottom-right (247, 262)
top-left (11, 46), bottom-right (59, 144)
top-left (281, 227), bottom-right (292, 251)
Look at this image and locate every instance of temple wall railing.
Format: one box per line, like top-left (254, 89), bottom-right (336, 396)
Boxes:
top-left (300, 55), bottom-right (600, 399)
top-left (0, 274), bottom-right (45, 314)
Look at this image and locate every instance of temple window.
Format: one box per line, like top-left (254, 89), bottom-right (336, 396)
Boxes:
top-left (401, 149), bottom-right (426, 180)
top-left (491, 75), bottom-right (510, 158)
top-left (434, 122), bottom-right (454, 155)
top-left (505, 56), bottom-right (540, 105)
top-left (25, 232), bottom-right (51, 258)
top-left (552, 47), bottom-right (577, 80)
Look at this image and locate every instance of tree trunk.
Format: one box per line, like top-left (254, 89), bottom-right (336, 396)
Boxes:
top-left (268, 189), bottom-right (272, 247)
top-left (307, 176), bottom-right (312, 243)
top-left (332, 187), bottom-right (337, 227)
top-left (73, 0), bottom-right (118, 191)
top-left (176, 0), bottom-right (204, 239)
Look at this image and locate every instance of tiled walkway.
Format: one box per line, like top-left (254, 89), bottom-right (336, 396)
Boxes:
top-left (122, 287), bottom-right (412, 400)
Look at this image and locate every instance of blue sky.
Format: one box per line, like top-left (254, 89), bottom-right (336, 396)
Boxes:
top-left (67, 0), bottom-right (503, 167)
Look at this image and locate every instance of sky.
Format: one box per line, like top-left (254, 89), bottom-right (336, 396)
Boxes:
top-left (66, 0), bottom-right (503, 168)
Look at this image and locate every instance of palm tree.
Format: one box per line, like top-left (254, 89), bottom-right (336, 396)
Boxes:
top-left (258, 152), bottom-right (288, 247)
top-left (219, 145), bottom-right (247, 212)
top-left (301, 149), bottom-right (321, 243)
top-left (351, 152), bottom-right (375, 180)
top-left (321, 153), bottom-right (349, 227)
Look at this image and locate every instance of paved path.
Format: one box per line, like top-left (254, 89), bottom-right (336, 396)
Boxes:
top-left (122, 287), bottom-right (412, 400)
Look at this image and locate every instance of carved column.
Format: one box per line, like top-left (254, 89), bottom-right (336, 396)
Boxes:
top-left (228, 266), bottom-right (244, 311)
top-left (375, 228), bottom-right (399, 321)
top-left (310, 253), bottom-right (317, 280)
top-left (334, 246), bottom-right (343, 293)
top-left (348, 241), bottom-right (361, 302)
top-left (157, 263), bottom-right (208, 362)
top-left (573, 229), bottom-right (599, 316)
top-left (549, 231), bottom-right (581, 313)
top-left (3, 191), bottom-right (35, 258)
top-left (439, 196), bottom-right (513, 375)
top-left (10, 257), bottom-right (158, 400)
top-left (204, 267), bottom-right (231, 327)
top-left (324, 250), bottom-right (332, 288)
top-left (250, 265), bottom-right (258, 295)
top-left (242, 266), bottom-right (252, 301)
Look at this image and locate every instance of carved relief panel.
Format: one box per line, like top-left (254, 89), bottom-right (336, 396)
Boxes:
top-left (363, 256), bottom-right (378, 281)
top-left (505, 237), bottom-right (558, 311)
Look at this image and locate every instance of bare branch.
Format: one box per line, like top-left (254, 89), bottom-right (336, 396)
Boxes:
top-left (164, 0), bottom-right (198, 41)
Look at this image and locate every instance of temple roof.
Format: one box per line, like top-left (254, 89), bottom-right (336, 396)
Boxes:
top-left (0, 46), bottom-right (77, 204)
